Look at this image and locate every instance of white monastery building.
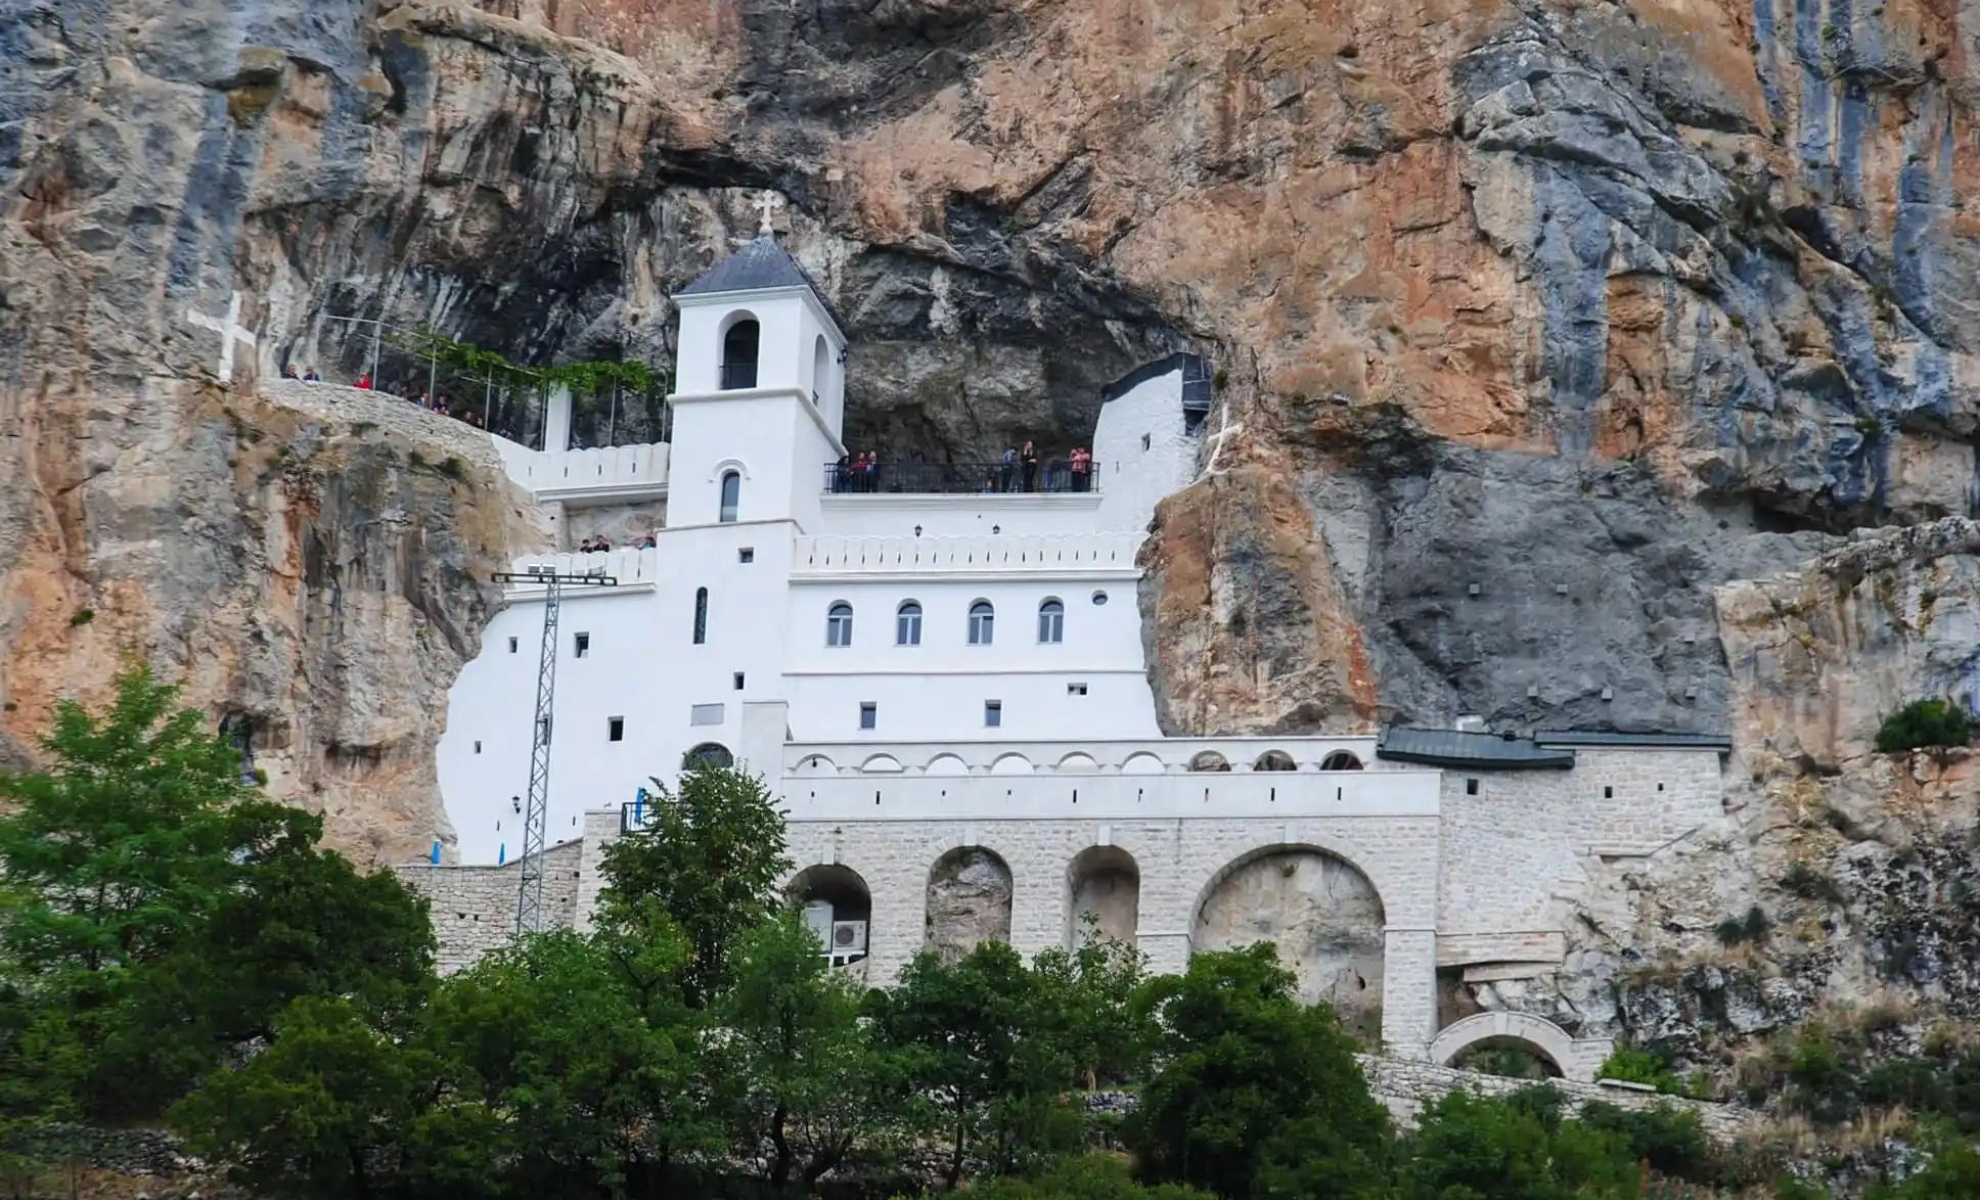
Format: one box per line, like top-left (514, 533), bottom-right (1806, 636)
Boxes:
top-left (413, 231), bottom-right (1736, 1081)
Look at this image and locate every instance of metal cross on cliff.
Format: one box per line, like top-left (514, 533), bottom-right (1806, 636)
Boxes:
top-left (185, 291), bottom-right (257, 385)
top-left (754, 190), bottom-right (784, 237)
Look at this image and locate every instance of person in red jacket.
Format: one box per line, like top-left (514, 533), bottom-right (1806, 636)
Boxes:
top-left (354, 373), bottom-right (372, 390)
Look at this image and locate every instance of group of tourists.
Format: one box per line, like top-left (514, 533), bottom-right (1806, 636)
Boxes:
top-left (830, 441), bottom-right (1096, 495)
top-left (577, 533), bottom-right (657, 553)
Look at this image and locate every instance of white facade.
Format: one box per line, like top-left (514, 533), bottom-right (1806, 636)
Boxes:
top-left (422, 236), bottom-right (1735, 1066)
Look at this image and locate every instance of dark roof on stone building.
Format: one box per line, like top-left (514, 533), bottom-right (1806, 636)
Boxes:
top-left (677, 235), bottom-right (821, 297)
top-left (1375, 727), bottom-right (1577, 770)
top-left (1533, 730), bottom-right (1732, 751)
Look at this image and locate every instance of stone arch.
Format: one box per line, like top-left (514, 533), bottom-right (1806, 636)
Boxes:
top-left (924, 753), bottom-right (970, 776)
top-left (788, 864), bottom-right (872, 963)
top-left (1055, 751), bottom-right (1100, 772)
top-left (989, 752), bottom-right (1034, 776)
top-left (792, 753), bottom-right (837, 777)
top-left (859, 753), bottom-right (904, 774)
top-left (926, 845), bottom-right (1013, 957)
top-left (1188, 749), bottom-right (1231, 772)
top-left (1321, 750), bottom-right (1365, 771)
top-left (1066, 845), bottom-right (1139, 948)
top-left (1193, 844), bottom-right (1386, 1041)
top-left (1253, 749), bottom-right (1298, 772)
top-left (1120, 752), bottom-right (1166, 775)
top-left (1429, 1012), bottom-right (1581, 1080)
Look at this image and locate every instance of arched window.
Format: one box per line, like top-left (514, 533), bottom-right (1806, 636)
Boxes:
top-left (693, 587), bottom-right (708, 645)
top-left (811, 334), bottom-right (831, 406)
top-left (1321, 750), bottom-right (1365, 771)
top-left (1037, 598), bottom-right (1065, 644)
top-left (1254, 750), bottom-right (1297, 772)
top-left (719, 470), bottom-right (741, 523)
top-left (721, 318), bottom-right (759, 390)
top-left (826, 602), bottom-right (854, 647)
top-left (968, 600), bottom-right (995, 646)
top-left (1188, 750), bottom-right (1231, 773)
top-left (896, 601), bottom-right (922, 646)
top-left (683, 742), bottom-right (734, 770)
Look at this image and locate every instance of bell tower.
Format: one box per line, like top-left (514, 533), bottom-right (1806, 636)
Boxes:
top-left (667, 211), bottom-right (847, 529)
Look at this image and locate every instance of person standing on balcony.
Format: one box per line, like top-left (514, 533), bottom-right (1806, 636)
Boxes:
top-left (835, 453), bottom-right (851, 493)
top-left (1071, 447), bottom-right (1091, 492)
top-left (1020, 441), bottom-right (1039, 492)
top-left (1000, 446), bottom-right (1016, 492)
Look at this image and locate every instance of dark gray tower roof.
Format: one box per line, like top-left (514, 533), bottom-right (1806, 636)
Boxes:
top-left (677, 235), bottom-right (818, 296)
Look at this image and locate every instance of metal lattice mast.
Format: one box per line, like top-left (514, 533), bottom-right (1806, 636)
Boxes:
top-left (493, 568), bottom-right (618, 936)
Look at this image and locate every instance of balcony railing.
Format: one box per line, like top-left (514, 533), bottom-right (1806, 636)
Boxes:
top-left (824, 460), bottom-right (1099, 495)
top-left (719, 362), bottom-right (758, 390)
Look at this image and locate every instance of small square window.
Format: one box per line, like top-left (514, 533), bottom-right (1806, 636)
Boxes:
top-left (574, 632), bottom-right (591, 658)
top-left (1465, 777), bottom-right (1479, 796)
top-left (473, 740), bottom-right (482, 754)
top-left (1141, 432), bottom-right (1152, 451)
top-left (508, 637), bottom-right (518, 653)
top-left (1067, 683), bottom-right (1088, 696)
top-left (984, 700), bottom-right (1002, 728)
top-left (1603, 785), bottom-right (1614, 799)
top-left (738, 548), bottom-right (755, 563)
top-left (733, 672), bottom-right (746, 690)
top-left (607, 716), bottom-right (625, 742)
top-left (859, 702), bottom-right (877, 731)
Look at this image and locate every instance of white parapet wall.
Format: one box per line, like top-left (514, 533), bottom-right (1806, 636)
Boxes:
top-left (491, 436), bottom-right (670, 505)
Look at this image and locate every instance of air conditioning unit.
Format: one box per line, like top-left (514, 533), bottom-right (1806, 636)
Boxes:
top-left (831, 920), bottom-right (868, 956)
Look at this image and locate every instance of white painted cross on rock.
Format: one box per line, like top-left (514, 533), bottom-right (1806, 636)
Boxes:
top-left (185, 290), bottom-right (257, 385)
top-left (1196, 401), bottom-right (1245, 482)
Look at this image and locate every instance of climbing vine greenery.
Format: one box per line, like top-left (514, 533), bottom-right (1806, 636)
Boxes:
top-left (388, 325), bottom-right (666, 395)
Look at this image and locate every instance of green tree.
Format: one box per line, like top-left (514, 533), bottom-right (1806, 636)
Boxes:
top-left (171, 996), bottom-right (432, 1200)
top-left (1126, 945), bottom-right (1390, 1199)
top-left (1032, 926), bottom-right (1156, 1089)
top-left (968, 1153), bottom-right (1218, 1200)
top-left (1875, 698), bottom-right (1971, 754)
top-left (1398, 1090), bottom-right (1639, 1200)
top-left (426, 927), bottom-right (716, 1195)
top-left (596, 764), bottom-right (790, 1006)
top-left (868, 942), bottom-right (1080, 1188)
top-left (1871, 1135), bottom-right (1980, 1198)
top-left (715, 910), bottom-right (908, 1187)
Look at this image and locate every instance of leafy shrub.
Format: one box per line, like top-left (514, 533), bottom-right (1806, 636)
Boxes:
top-left (1576, 1100), bottom-right (1714, 1183)
top-left (1716, 905), bottom-right (1772, 947)
top-left (68, 608), bottom-right (94, 627)
top-left (1781, 862), bottom-right (1846, 904)
top-left (1596, 1045), bottom-right (1687, 1095)
top-left (1875, 699), bottom-right (1971, 753)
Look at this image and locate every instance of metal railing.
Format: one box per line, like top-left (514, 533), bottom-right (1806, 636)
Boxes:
top-left (824, 460), bottom-right (1099, 495)
top-left (719, 362), bottom-right (758, 390)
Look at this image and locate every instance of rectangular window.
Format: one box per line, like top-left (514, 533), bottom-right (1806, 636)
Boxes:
top-left (473, 740), bottom-right (482, 754)
top-left (859, 702), bottom-right (877, 731)
top-left (1465, 777), bottom-right (1480, 796)
top-left (574, 632), bottom-right (591, 658)
top-left (1067, 683), bottom-right (1088, 696)
top-left (984, 700), bottom-right (1002, 728)
top-left (738, 548), bottom-right (755, 564)
top-left (690, 703), bottom-right (725, 727)
top-left (508, 637), bottom-right (518, 653)
top-left (733, 672), bottom-right (746, 690)
top-left (607, 717), bottom-right (625, 742)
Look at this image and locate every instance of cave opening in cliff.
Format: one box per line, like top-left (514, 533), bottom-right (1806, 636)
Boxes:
top-left (1194, 846), bottom-right (1386, 1043)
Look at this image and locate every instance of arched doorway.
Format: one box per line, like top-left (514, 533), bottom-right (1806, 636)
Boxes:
top-left (1194, 846), bottom-right (1386, 1041)
top-left (1066, 846), bottom-right (1139, 948)
top-left (926, 846), bottom-right (1012, 958)
top-left (1428, 1011), bottom-right (1589, 1080)
top-left (721, 316), bottom-right (759, 389)
top-left (789, 864), bottom-right (872, 966)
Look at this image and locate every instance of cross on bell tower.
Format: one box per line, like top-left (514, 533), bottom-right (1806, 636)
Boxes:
top-left (754, 190), bottom-right (784, 237)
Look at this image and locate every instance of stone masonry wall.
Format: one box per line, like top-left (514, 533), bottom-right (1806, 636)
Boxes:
top-left (395, 840), bottom-right (585, 974)
top-left (1357, 1055), bottom-right (1749, 1140)
top-left (1437, 749), bottom-right (1726, 959)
